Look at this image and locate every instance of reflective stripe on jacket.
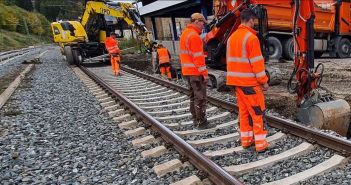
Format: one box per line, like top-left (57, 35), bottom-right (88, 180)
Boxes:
top-left (105, 37), bottom-right (120, 54)
top-left (226, 25), bottom-right (268, 86)
top-left (157, 48), bottom-right (170, 64)
top-left (179, 24), bottom-right (208, 76)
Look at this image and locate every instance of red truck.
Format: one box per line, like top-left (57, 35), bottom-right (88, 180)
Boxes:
top-left (258, 0), bottom-right (351, 59)
top-left (211, 0), bottom-right (351, 60)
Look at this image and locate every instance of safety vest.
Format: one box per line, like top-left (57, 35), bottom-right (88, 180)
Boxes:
top-left (226, 25), bottom-right (268, 86)
top-left (157, 48), bottom-right (170, 64)
top-left (179, 24), bottom-right (208, 76)
top-left (105, 37), bottom-right (120, 54)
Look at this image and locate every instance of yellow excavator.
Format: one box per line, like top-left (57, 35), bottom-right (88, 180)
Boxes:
top-left (51, 0), bottom-right (153, 64)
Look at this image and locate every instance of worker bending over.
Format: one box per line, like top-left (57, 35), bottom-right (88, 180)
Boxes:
top-left (226, 9), bottom-right (269, 152)
top-left (156, 44), bottom-right (172, 80)
top-left (179, 13), bottom-right (215, 130)
top-left (105, 32), bottom-right (121, 76)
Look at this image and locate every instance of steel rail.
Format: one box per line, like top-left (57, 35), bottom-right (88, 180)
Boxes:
top-left (121, 66), bottom-right (351, 155)
top-left (0, 48), bottom-right (33, 62)
top-left (80, 66), bottom-right (243, 185)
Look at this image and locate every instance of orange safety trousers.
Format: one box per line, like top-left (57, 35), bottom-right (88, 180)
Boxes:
top-left (110, 54), bottom-right (120, 76)
top-left (235, 86), bottom-right (268, 152)
top-left (160, 66), bottom-right (171, 79)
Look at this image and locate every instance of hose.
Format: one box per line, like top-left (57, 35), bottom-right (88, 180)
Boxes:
top-left (314, 63), bottom-right (324, 87)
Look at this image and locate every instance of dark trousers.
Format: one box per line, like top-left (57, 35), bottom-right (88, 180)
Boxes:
top-left (187, 76), bottom-right (207, 124)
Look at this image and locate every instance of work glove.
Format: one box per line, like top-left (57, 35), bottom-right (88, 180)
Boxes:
top-left (262, 83), bottom-right (269, 91)
top-left (203, 75), bottom-right (209, 84)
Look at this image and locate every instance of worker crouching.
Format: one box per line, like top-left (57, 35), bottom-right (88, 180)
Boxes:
top-left (105, 32), bottom-right (121, 76)
top-left (156, 44), bottom-right (172, 80)
top-left (226, 9), bottom-right (269, 152)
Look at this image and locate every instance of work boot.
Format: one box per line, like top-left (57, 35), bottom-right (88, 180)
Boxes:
top-left (197, 120), bottom-right (216, 130)
top-left (242, 141), bottom-right (254, 149)
top-left (256, 142), bottom-right (269, 153)
top-left (192, 119), bottom-right (198, 127)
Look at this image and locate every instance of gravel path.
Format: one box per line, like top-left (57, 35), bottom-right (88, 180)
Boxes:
top-left (0, 47), bottom-right (192, 184)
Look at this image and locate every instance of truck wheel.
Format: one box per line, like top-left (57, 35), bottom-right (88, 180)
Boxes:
top-left (268, 36), bottom-right (282, 60)
top-left (63, 46), bottom-right (75, 65)
top-left (283, 37), bottom-right (294, 60)
top-left (72, 50), bottom-right (83, 65)
top-left (336, 38), bottom-right (351, 58)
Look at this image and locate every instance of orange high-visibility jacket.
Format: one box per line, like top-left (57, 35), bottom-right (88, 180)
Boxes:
top-left (179, 24), bottom-right (208, 76)
top-left (157, 48), bottom-right (170, 64)
top-left (226, 25), bottom-right (268, 86)
top-left (105, 37), bottom-right (120, 54)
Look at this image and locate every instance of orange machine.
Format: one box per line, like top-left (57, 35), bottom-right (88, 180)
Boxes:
top-left (206, 0), bottom-right (350, 137)
top-left (213, 0), bottom-right (351, 60)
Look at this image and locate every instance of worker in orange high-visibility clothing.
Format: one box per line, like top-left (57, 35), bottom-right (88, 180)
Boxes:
top-left (226, 9), bottom-right (269, 152)
top-left (105, 32), bottom-right (121, 76)
top-left (179, 13), bottom-right (215, 130)
top-left (156, 44), bottom-right (172, 80)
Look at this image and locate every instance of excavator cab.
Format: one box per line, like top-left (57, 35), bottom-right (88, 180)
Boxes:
top-left (50, 21), bottom-right (88, 44)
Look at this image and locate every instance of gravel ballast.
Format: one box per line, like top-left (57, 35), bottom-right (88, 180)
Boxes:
top-left (0, 47), bottom-right (195, 184)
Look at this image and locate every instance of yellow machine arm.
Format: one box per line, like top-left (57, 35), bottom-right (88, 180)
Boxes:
top-left (81, 1), bottom-right (153, 50)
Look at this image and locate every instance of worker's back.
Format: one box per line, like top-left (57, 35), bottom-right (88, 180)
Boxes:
top-left (226, 25), bottom-right (267, 87)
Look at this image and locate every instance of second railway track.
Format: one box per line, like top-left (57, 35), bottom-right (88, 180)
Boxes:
top-left (74, 64), bottom-right (351, 185)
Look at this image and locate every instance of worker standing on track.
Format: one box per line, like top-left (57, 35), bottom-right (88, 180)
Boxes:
top-left (156, 44), bottom-right (172, 80)
top-left (179, 13), bottom-right (215, 130)
top-left (105, 32), bottom-right (121, 76)
top-left (226, 9), bottom-right (269, 152)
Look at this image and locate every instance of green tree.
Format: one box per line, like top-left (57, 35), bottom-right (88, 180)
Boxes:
top-left (0, 3), bottom-right (50, 36)
top-left (15, 0), bottom-right (33, 11)
top-left (35, 0), bottom-right (83, 21)
top-left (34, 0), bottom-right (41, 12)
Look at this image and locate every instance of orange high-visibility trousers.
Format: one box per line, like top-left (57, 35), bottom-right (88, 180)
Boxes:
top-left (160, 66), bottom-right (171, 79)
top-left (235, 86), bottom-right (268, 152)
top-left (111, 55), bottom-right (120, 76)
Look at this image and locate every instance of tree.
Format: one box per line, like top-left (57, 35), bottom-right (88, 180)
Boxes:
top-left (34, 0), bottom-right (41, 12)
top-left (15, 0), bottom-right (33, 11)
top-left (35, 0), bottom-right (84, 21)
top-left (4, 0), bottom-right (33, 11)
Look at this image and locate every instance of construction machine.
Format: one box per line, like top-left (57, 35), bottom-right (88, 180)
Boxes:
top-left (50, 0), bottom-right (153, 65)
top-left (206, 0), bottom-right (350, 137)
top-left (212, 0), bottom-right (351, 60)
top-left (237, 0), bottom-right (351, 60)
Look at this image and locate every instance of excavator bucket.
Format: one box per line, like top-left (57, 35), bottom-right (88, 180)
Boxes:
top-left (297, 99), bottom-right (351, 137)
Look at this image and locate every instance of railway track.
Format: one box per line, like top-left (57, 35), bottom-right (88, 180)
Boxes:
top-left (0, 49), bottom-right (47, 109)
top-left (74, 64), bottom-right (351, 184)
top-left (0, 47), bottom-right (36, 65)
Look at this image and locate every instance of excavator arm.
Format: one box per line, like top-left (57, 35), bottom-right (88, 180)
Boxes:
top-left (207, 0), bottom-right (350, 136)
top-left (207, 0), bottom-right (319, 106)
top-left (252, 0), bottom-right (319, 106)
top-left (81, 1), bottom-right (153, 50)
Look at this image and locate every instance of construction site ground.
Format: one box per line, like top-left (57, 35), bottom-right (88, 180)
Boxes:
top-left (120, 53), bottom-right (351, 120)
